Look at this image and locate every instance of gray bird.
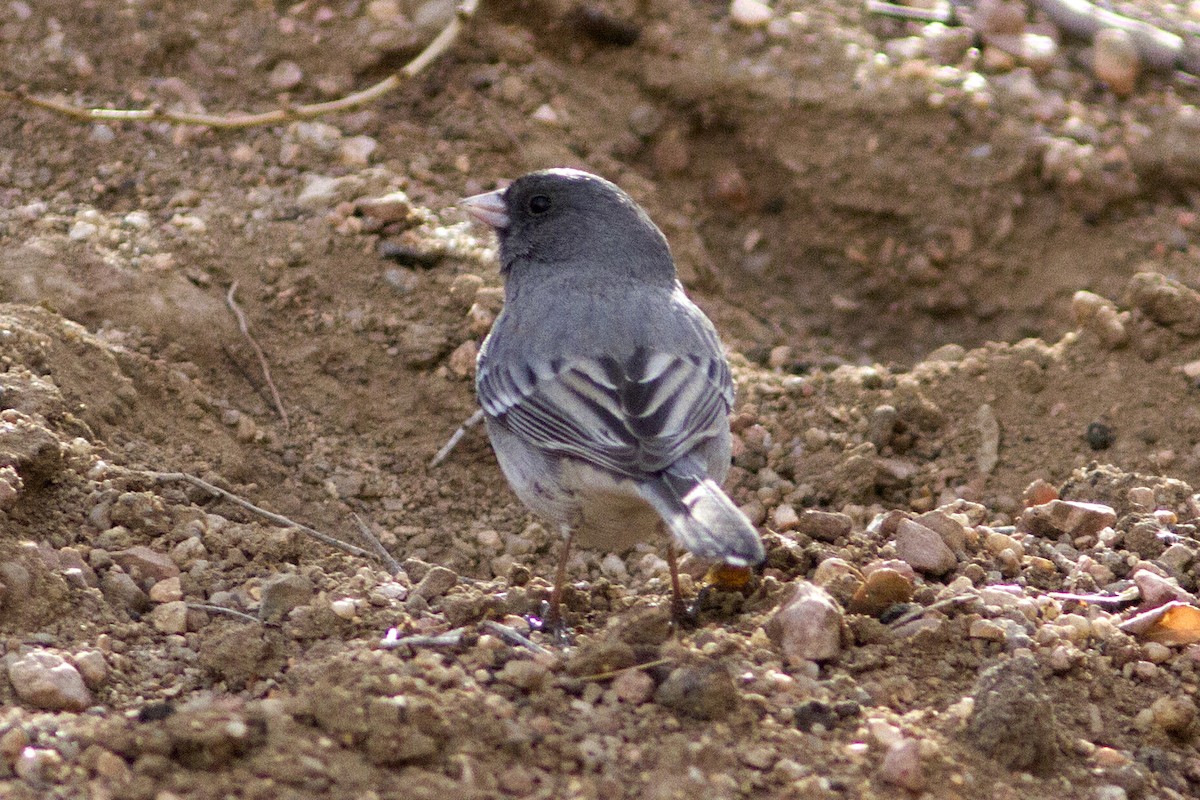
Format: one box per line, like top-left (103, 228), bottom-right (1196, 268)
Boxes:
top-left (460, 168), bottom-right (764, 627)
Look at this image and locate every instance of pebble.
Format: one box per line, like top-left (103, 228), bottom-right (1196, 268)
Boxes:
top-left (496, 659), bottom-right (550, 691)
top-left (268, 60), bottom-right (303, 90)
top-left (1020, 500), bottom-right (1116, 539)
top-left (330, 598), bottom-right (359, 619)
top-left (1133, 569), bottom-right (1194, 609)
top-left (1127, 271), bottom-right (1200, 336)
top-left (15, 747), bottom-right (63, 784)
top-left (148, 576), bottom-right (183, 603)
top-left (848, 567), bottom-right (914, 616)
top-left (100, 569), bottom-right (150, 612)
top-left (966, 655), bottom-right (1059, 772)
top-left (1072, 291), bottom-right (1128, 349)
top-left (765, 581), bottom-right (843, 663)
top-left (259, 573), bottom-right (315, 620)
top-left (612, 669), bottom-right (655, 704)
top-left (923, 23), bottom-right (975, 66)
top-left (357, 191), bottom-right (416, 224)
top-left (730, 0), bottom-right (771, 27)
top-left (340, 136), bottom-right (378, 167)
top-left (8, 650), bottom-right (93, 711)
top-left (71, 650), bottom-right (108, 689)
top-left (1150, 695), bottom-right (1196, 734)
top-left (797, 510), bottom-right (853, 542)
top-left (893, 518), bottom-right (957, 576)
top-left (1092, 28), bottom-right (1140, 97)
top-left (654, 662), bottom-right (739, 720)
top-left (1022, 478), bottom-right (1059, 507)
top-left (447, 340), bottom-right (477, 378)
top-left (150, 600), bottom-right (190, 634)
top-left (401, 567), bottom-right (454, 604)
top-left (879, 739), bottom-right (924, 791)
top-left (112, 545), bottom-right (180, 586)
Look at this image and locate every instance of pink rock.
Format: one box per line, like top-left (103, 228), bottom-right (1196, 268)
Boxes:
top-left (766, 582), bottom-right (843, 664)
top-left (893, 519), bottom-right (957, 576)
top-left (1020, 500), bottom-right (1116, 538)
top-left (879, 739), bottom-right (925, 791)
top-left (8, 650), bottom-right (92, 711)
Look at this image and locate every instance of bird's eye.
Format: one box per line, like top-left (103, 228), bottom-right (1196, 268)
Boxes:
top-left (528, 195), bottom-right (552, 214)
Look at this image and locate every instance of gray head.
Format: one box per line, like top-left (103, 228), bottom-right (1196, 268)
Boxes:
top-left (461, 169), bottom-right (674, 284)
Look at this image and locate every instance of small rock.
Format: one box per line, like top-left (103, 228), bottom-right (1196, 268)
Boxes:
top-left (112, 545), bottom-right (180, 586)
top-left (969, 619), bottom-right (1007, 641)
top-left (150, 600), bottom-right (189, 634)
top-left (796, 510), bottom-right (853, 542)
top-left (879, 739), bottom-right (925, 792)
top-left (612, 669), bottom-right (655, 704)
top-left (268, 60), bottom-right (303, 90)
top-left (893, 518), bottom-right (957, 576)
top-left (340, 136), bottom-right (378, 167)
top-left (358, 191), bottom-right (416, 224)
top-left (1093, 28), bottom-right (1140, 96)
top-left (1072, 291), bottom-right (1128, 349)
top-left (100, 569), bottom-right (150, 612)
top-left (15, 747), bottom-right (63, 784)
top-left (330, 598), bottom-right (358, 619)
top-left (496, 659), bottom-right (550, 691)
top-left (654, 661), bottom-right (738, 720)
top-left (772, 503), bottom-right (800, 531)
top-left (1127, 271), bottom-right (1200, 336)
top-left (967, 655), bottom-right (1059, 772)
top-left (148, 576), bottom-right (183, 603)
top-left (1150, 695), bottom-right (1196, 735)
top-left (923, 23), bottom-right (976, 66)
top-left (8, 650), bottom-right (92, 711)
top-left (412, 566), bottom-right (457, 600)
top-left (1133, 569), bottom-right (1194, 609)
top-left (1020, 500), bottom-right (1116, 539)
top-left (765, 581), bottom-right (843, 663)
top-left (71, 650), bottom-right (108, 689)
top-left (848, 567), bottom-right (914, 617)
top-left (447, 340), bottom-right (478, 378)
top-left (730, 0), bottom-right (771, 26)
top-left (1022, 478), bottom-right (1059, 507)
top-left (259, 573), bottom-right (315, 620)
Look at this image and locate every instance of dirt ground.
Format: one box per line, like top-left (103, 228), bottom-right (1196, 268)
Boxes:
top-left (5, 0), bottom-right (1200, 797)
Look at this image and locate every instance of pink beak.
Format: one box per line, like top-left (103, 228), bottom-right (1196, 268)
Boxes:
top-left (460, 189), bottom-right (510, 229)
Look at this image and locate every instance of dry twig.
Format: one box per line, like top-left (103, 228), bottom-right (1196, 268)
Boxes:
top-left (0, 0), bottom-right (480, 128)
top-left (430, 408), bottom-right (486, 467)
top-left (576, 657), bottom-right (673, 682)
top-left (352, 513), bottom-right (403, 576)
top-left (142, 470), bottom-right (378, 563)
top-left (226, 281), bottom-right (289, 430)
top-left (480, 620), bottom-right (552, 656)
top-left (380, 626), bottom-right (468, 649)
top-left (187, 602), bottom-right (268, 625)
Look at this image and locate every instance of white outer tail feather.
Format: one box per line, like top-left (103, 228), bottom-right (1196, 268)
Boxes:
top-left (641, 475), bottom-right (765, 565)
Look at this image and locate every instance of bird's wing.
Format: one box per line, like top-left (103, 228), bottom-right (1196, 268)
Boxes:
top-left (477, 346), bottom-right (733, 477)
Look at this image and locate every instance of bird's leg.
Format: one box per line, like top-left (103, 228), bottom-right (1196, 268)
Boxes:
top-left (543, 526), bottom-right (574, 642)
top-left (664, 537), bottom-right (690, 628)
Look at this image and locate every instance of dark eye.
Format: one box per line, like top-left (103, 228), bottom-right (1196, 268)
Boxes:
top-left (528, 194), bottom-right (552, 214)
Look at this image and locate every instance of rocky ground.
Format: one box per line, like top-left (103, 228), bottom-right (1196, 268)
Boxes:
top-left (5, 0), bottom-right (1200, 797)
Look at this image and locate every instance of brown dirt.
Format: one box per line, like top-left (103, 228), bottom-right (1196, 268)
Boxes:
top-left (4, 0), bottom-right (1200, 797)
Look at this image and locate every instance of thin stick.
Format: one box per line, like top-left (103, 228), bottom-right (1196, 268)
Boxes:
top-left (351, 513), bottom-right (403, 576)
top-left (430, 409), bottom-right (485, 467)
top-left (480, 620), bottom-right (553, 656)
top-left (187, 603), bottom-right (265, 625)
top-left (143, 470), bottom-right (376, 562)
top-left (1, 0), bottom-right (480, 129)
top-left (226, 281), bottom-right (289, 430)
top-left (380, 626), bottom-right (468, 649)
top-left (1047, 588), bottom-right (1139, 605)
top-left (887, 593), bottom-right (977, 628)
top-left (221, 343), bottom-right (277, 411)
top-left (577, 657), bottom-right (673, 682)
top-left (864, 0), bottom-right (955, 24)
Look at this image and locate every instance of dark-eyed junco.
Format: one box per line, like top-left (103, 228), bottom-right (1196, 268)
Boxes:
top-left (461, 168), bottom-right (764, 627)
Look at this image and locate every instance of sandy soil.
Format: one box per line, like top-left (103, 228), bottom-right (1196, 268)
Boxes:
top-left (4, 0), bottom-right (1200, 797)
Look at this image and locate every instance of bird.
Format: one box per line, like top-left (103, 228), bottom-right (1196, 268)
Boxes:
top-left (460, 168), bottom-right (765, 630)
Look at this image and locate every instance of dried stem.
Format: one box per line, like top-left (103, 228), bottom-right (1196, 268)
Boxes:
top-left (141, 470), bottom-right (377, 563)
top-left (480, 620), bottom-right (552, 655)
top-left (380, 626), bottom-right (468, 649)
top-left (226, 281), bottom-right (289, 430)
top-left (187, 603), bottom-right (267, 625)
top-left (430, 408), bottom-right (486, 467)
top-left (1, 0), bottom-right (479, 129)
top-left (352, 513), bottom-right (403, 576)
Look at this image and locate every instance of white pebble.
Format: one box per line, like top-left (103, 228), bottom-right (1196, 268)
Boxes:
top-left (730, 0), bottom-right (772, 27)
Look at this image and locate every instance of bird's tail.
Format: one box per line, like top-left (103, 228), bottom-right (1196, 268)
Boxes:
top-left (638, 469), bottom-right (765, 566)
